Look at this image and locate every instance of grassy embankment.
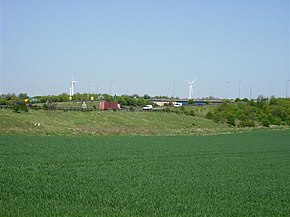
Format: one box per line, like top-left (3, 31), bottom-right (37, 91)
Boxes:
top-left (0, 107), bottom-right (238, 136)
top-left (1, 131), bottom-right (290, 216)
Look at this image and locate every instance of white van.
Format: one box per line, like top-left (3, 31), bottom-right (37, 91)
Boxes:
top-left (174, 103), bottom-right (182, 107)
top-left (143, 105), bottom-right (153, 110)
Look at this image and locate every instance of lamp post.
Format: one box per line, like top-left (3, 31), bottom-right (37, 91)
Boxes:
top-left (286, 80), bottom-right (290, 98)
top-left (268, 82), bottom-right (273, 99)
top-left (225, 81), bottom-right (231, 99)
top-left (239, 80), bottom-right (241, 99)
top-left (109, 80), bottom-right (115, 96)
top-left (88, 81), bottom-right (95, 95)
top-left (172, 79), bottom-right (176, 98)
top-left (126, 85), bottom-right (130, 95)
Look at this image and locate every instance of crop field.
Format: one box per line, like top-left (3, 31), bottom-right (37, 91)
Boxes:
top-left (1, 131), bottom-right (290, 216)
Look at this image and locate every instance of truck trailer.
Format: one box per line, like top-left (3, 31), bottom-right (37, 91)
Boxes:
top-left (99, 101), bottom-right (120, 111)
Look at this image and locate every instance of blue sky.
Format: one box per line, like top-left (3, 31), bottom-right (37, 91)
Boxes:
top-left (1, 0), bottom-right (289, 99)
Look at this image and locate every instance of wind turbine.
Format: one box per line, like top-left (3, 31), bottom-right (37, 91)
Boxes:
top-left (70, 74), bottom-right (78, 96)
top-left (185, 78), bottom-right (197, 99)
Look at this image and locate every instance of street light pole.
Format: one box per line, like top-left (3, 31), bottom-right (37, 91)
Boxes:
top-left (286, 80), bottom-right (290, 98)
top-left (110, 80), bottom-right (115, 96)
top-left (172, 79), bottom-right (176, 98)
top-left (268, 82), bottom-right (274, 99)
top-left (225, 81), bottom-right (231, 99)
top-left (239, 80), bottom-right (241, 99)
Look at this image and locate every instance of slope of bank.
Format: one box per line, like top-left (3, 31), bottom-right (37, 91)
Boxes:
top-left (0, 109), bottom-right (246, 136)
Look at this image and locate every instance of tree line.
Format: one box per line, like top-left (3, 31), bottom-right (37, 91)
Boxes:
top-left (206, 96), bottom-right (290, 127)
top-left (0, 93), bottom-right (152, 107)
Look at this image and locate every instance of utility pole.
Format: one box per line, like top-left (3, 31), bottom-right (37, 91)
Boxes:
top-left (32, 84), bottom-right (35, 97)
top-left (109, 80), bottom-right (114, 96)
top-left (286, 80), bottom-right (288, 98)
top-left (225, 81), bottom-right (231, 99)
top-left (239, 80), bottom-right (241, 99)
top-left (172, 79), bottom-right (176, 98)
top-left (268, 82), bottom-right (273, 99)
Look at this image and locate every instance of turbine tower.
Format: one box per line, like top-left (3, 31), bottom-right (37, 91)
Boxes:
top-left (70, 74), bottom-right (78, 96)
top-left (185, 78), bottom-right (197, 99)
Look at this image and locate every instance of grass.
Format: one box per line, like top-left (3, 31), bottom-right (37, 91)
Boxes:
top-left (0, 109), bottom-right (235, 136)
top-left (1, 131), bottom-right (290, 216)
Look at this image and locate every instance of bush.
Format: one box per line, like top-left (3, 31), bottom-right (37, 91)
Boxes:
top-left (189, 110), bottom-right (195, 117)
top-left (129, 106), bottom-right (135, 112)
top-left (174, 110), bottom-right (181, 115)
top-left (43, 103), bottom-right (48, 110)
top-left (226, 115), bottom-right (235, 126)
top-left (205, 111), bottom-right (214, 120)
top-left (237, 113), bottom-right (247, 121)
top-left (13, 103), bottom-right (28, 113)
top-left (261, 119), bottom-right (270, 127)
top-left (163, 107), bottom-right (171, 113)
top-left (239, 120), bottom-right (255, 127)
top-left (212, 113), bottom-right (223, 123)
top-left (267, 114), bottom-right (281, 126)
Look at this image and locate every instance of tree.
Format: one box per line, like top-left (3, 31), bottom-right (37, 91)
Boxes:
top-left (18, 93), bottom-right (29, 99)
top-left (143, 94), bottom-right (150, 99)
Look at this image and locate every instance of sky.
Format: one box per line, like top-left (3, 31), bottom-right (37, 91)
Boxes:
top-left (1, 0), bottom-right (289, 99)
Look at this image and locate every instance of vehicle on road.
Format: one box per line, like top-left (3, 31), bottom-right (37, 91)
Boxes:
top-left (143, 105), bottom-right (153, 110)
top-left (174, 103), bottom-right (182, 107)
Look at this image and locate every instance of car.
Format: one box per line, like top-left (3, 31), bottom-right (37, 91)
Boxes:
top-left (143, 105), bottom-right (153, 110)
top-left (174, 103), bottom-right (182, 107)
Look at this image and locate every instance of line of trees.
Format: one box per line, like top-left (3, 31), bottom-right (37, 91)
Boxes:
top-left (206, 96), bottom-right (290, 127)
top-left (0, 93), bottom-right (152, 107)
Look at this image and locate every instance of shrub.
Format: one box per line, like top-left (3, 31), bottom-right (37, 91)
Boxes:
top-left (261, 119), bottom-right (270, 127)
top-left (13, 103), bottom-right (28, 113)
top-left (269, 96), bottom-right (278, 105)
top-left (239, 120), bottom-right (255, 127)
top-left (238, 114), bottom-right (247, 121)
top-left (213, 113), bottom-right (223, 123)
top-left (205, 111), bottom-right (214, 120)
top-left (189, 110), bottom-right (195, 117)
top-left (267, 114), bottom-right (281, 126)
top-left (163, 107), bottom-right (171, 113)
top-left (174, 110), bottom-right (181, 115)
top-left (226, 115), bottom-right (235, 126)
top-left (43, 104), bottom-right (48, 110)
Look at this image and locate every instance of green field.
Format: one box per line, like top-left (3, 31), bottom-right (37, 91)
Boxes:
top-left (1, 131), bottom-right (290, 216)
top-left (0, 109), bottom-right (234, 136)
